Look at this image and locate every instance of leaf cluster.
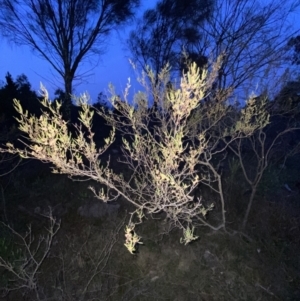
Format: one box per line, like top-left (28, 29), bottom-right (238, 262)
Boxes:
top-left (2, 61), bottom-right (273, 250)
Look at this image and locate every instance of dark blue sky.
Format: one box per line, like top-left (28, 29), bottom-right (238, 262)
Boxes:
top-left (1, 32), bottom-right (137, 101)
top-left (0, 0), bottom-right (156, 102)
top-left (1, 0), bottom-right (299, 103)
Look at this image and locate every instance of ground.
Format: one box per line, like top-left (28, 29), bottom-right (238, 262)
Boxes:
top-left (0, 154), bottom-right (299, 301)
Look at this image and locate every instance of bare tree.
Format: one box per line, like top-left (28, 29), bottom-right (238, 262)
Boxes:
top-left (193, 0), bottom-right (300, 95)
top-left (0, 209), bottom-right (60, 300)
top-left (129, 0), bottom-right (300, 103)
top-left (0, 0), bottom-right (140, 115)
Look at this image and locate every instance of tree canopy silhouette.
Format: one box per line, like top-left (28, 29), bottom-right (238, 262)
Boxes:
top-left (0, 73), bottom-right (40, 126)
top-left (194, 0), bottom-right (300, 93)
top-left (0, 0), bottom-right (140, 117)
top-left (129, 0), bottom-right (300, 102)
top-left (288, 35), bottom-right (300, 65)
top-left (128, 0), bottom-right (213, 79)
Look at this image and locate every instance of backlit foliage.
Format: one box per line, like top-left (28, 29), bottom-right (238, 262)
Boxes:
top-left (4, 61), bottom-right (271, 252)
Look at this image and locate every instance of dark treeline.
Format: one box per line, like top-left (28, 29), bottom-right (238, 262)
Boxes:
top-left (1, 70), bottom-right (300, 145)
top-left (0, 73), bottom-right (41, 126)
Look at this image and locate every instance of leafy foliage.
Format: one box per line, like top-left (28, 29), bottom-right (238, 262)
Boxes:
top-left (3, 61), bottom-right (275, 251)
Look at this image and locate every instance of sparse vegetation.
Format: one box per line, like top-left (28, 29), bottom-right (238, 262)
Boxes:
top-left (3, 61), bottom-right (277, 244)
top-left (0, 56), bottom-right (299, 300)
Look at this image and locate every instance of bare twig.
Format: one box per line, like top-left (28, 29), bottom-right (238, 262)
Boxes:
top-left (0, 208), bottom-right (60, 300)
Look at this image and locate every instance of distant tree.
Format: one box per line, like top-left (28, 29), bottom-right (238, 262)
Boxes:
top-left (0, 73), bottom-right (18, 123)
top-left (15, 74), bottom-right (41, 115)
top-left (273, 80), bottom-right (300, 114)
top-left (288, 35), bottom-right (300, 65)
top-left (0, 73), bottom-right (39, 125)
top-left (0, 0), bottom-right (140, 117)
top-left (192, 0), bottom-right (300, 94)
top-left (54, 88), bottom-right (66, 102)
top-left (275, 33), bottom-right (300, 113)
top-left (129, 0), bottom-right (299, 103)
top-left (128, 0), bottom-right (213, 80)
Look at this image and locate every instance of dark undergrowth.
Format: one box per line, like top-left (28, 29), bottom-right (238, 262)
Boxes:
top-left (0, 153), bottom-right (299, 301)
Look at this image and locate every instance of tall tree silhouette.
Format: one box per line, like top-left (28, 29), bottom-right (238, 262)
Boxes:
top-left (0, 0), bottom-right (140, 118)
top-left (195, 0), bottom-right (300, 92)
top-left (128, 0), bottom-right (213, 79)
top-left (129, 0), bottom-right (299, 103)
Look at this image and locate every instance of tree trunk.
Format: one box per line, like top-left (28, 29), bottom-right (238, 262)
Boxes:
top-left (242, 186), bottom-right (257, 230)
top-left (63, 73), bottom-right (73, 120)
